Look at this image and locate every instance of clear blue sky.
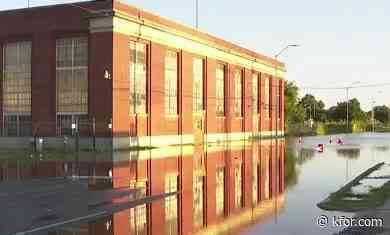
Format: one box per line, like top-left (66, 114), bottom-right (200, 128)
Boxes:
top-left (2, 0), bottom-right (390, 111)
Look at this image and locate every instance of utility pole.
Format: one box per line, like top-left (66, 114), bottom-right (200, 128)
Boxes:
top-left (345, 81), bottom-right (360, 130)
top-left (346, 87), bottom-right (349, 128)
top-left (371, 100), bottom-right (375, 132)
top-left (195, 0), bottom-right (199, 29)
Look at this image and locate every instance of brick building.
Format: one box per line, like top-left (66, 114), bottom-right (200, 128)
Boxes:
top-left (0, 0), bottom-right (286, 149)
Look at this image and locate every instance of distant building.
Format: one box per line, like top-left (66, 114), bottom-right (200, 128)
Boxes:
top-left (0, 0), bottom-right (286, 149)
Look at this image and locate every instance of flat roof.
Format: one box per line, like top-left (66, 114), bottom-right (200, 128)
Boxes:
top-left (0, 0), bottom-right (284, 69)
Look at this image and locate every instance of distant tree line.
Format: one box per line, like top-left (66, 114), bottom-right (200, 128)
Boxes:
top-left (284, 81), bottom-right (390, 135)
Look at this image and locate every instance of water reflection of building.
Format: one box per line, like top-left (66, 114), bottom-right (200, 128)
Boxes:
top-left (0, 139), bottom-right (285, 235)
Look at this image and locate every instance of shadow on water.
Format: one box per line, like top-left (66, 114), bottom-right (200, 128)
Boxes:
top-left (336, 148), bottom-right (361, 159)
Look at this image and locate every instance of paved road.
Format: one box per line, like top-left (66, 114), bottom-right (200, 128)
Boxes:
top-left (0, 177), bottom-right (173, 235)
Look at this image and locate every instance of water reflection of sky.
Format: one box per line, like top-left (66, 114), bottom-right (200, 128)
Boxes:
top-left (241, 133), bottom-right (390, 235)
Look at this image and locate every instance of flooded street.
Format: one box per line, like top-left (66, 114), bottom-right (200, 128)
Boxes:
top-left (1, 133), bottom-right (390, 234)
top-left (242, 133), bottom-right (390, 235)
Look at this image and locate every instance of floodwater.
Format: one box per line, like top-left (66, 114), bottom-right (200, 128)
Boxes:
top-left (242, 133), bottom-right (390, 235)
top-left (1, 133), bottom-right (390, 235)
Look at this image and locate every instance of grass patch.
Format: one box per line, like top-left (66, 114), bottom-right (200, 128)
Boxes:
top-left (317, 162), bottom-right (389, 212)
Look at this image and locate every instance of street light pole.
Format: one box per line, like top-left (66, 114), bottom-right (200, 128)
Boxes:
top-left (274, 44), bottom-right (299, 139)
top-left (273, 44), bottom-right (299, 221)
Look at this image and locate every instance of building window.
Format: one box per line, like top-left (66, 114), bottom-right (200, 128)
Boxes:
top-left (234, 70), bottom-right (243, 117)
top-left (252, 73), bottom-right (259, 114)
top-left (264, 77), bottom-right (270, 120)
top-left (165, 50), bottom-right (178, 115)
top-left (234, 164), bottom-right (243, 208)
top-left (216, 64), bottom-right (225, 117)
top-left (193, 58), bottom-right (204, 114)
top-left (56, 37), bottom-right (88, 114)
top-left (165, 174), bottom-right (178, 235)
top-left (56, 114), bottom-right (88, 136)
top-left (129, 41), bottom-right (147, 115)
top-left (277, 80), bottom-right (281, 119)
top-left (130, 180), bottom-right (148, 235)
top-left (3, 115), bottom-right (32, 137)
top-left (216, 167), bottom-right (225, 216)
top-left (2, 41), bottom-right (32, 136)
top-left (193, 175), bottom-right (204, 228)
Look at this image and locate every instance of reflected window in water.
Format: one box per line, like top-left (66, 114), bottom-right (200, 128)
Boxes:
top-left (165, 174), bottom-right (178, 235)
top-left (193, 175), bottom-right (204, 228)
top-left (130, 204), bottom-right (148, 235)
top-left (216, 166), bottom-right (225, 217)
top-left (253, 148), bottom-right (259, 204)
top-left (234, 164), bottom-right (243, 208)
top-left (130, 180), bottom-right (148, 235)
top-left (264, 149), bottom-right (270, 199)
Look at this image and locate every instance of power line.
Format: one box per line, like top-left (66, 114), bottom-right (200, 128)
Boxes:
top-left (299, 82), bottom-right (390, 90)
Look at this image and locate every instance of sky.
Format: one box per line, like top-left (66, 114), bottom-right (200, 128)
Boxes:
top-left (2, 0), bottom-right (390, 111)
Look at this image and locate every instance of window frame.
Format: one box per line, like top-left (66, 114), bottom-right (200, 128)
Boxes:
top-left (234, 69), bottom-right (243, 118)
top-left (192, 56), bottom-right (205, 115)
top-left (55, 36), bottom-right (89, 115)
top-left (165, 173), bottom-right (179, 235)
top-left (216, 166), bottom-right (225, 217)
top-left (216, 62), bottom-right (227, 117)
top-left (2, 41), bottom-right (32, 137)
top-left (263, 76), bottom-right (271, 120)
top-left (129, 40), bottom-right (148, 116)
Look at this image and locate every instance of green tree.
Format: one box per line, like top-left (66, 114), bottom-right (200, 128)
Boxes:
top-left (284, 81), bottom-right (305, 128)
top-left (367, 105), bottom-right (390, 123)
top-left (327, 98), bottom-right (367, 122)
top-left (299, 94), bottom-right (327, 122)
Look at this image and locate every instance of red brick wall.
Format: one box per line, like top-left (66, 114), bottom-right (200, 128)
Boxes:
top-left (31, 32), bottom-right (56, 135)
top-left (90, 32), bottom-right (113, 137)
top-left (0, 1), bottom-right (114, 136)
top-left (180, 153), bottom-right (194, 234)
top-left (0, 42), bottom-right (3, 132)
top-left (112, 32), bottom-right (130, 137)
top-left (205, 58), bottom-right (217, 134)
top-left (0, 1), bottom-right (285, 139)
top-left (180, 51), bottom-right (193, 135)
